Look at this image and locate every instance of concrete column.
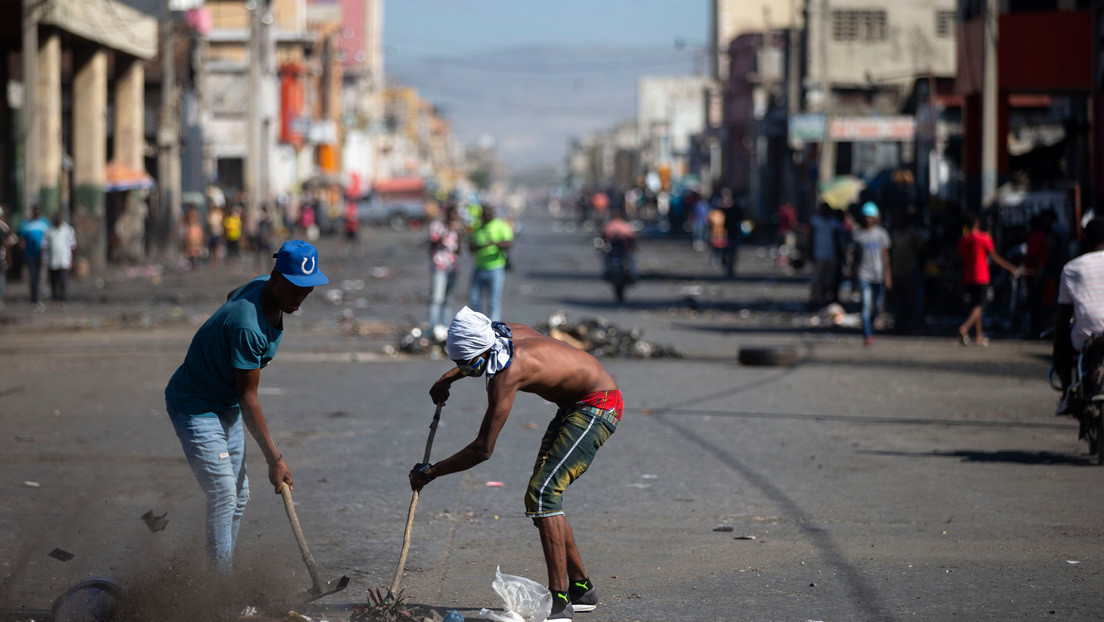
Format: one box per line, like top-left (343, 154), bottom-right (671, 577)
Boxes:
top-left (21, 0), bottom-right (39, 216)
top-left (114, 57), bottom-right (144, 171)
top-left (73, 47), bottom-right (108, 271)
top-left (37, 32), bottom-right (62, 216)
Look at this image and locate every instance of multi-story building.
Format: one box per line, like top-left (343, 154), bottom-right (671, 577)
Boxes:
top-left (803, 0), bottom-right (957, 181)
top-left (2, 0), bottom-right (158, 270)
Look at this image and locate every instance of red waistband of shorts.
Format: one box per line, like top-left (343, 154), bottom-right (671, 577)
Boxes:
top-left (578, 390), bottom-right (623, 421)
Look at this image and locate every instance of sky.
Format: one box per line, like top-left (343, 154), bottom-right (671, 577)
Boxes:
top-left (384, 1), bottom-right (710, 175)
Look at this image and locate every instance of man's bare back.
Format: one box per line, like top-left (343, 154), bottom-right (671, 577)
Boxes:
top-left (500, 322), bottom-right (619, 407)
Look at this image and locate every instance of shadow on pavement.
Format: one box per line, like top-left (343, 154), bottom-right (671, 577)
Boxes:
top-left (638, 407), bottom-right (1072, 431)
top-left (857, 449), bottom-right (1092, 466)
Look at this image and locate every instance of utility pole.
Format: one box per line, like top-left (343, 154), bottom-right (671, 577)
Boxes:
top-left (157, 1), bottom-right (181, 260)
top-left (980, 0), bottom-right (999, 209)
top-left (22, 0), bottom-right (39, 215)
top-left (817, 0), bottom-right (835, 183)
top-left (246, 0), bottom-right (272, 235)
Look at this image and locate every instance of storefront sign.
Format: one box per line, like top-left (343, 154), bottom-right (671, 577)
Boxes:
top-left (829, 116), bottom-right (916, 141)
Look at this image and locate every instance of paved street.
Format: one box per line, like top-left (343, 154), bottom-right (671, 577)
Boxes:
top-left (1, 211), bottom-right (1102, 621)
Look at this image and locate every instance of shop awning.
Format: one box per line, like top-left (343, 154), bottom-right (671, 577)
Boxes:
top-left (104, 161), bottom-right (155, 192)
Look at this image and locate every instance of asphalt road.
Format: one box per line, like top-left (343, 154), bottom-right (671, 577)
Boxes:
top-left (1, 210), bottom-right (1101, 622)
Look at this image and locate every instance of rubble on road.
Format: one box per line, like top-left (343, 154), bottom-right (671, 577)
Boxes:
top-left (388, 310), bottom-right (683, 359)
top-left (537, 310), bottom-right (684, 359)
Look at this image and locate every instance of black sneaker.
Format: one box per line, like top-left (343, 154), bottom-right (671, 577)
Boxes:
top-left (568, 579), bottom-right (598, 612)
top-left (549, 591), bottom-right (574, 620)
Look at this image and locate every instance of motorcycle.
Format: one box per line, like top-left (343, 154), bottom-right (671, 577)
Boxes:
top-left (1049, 339), bottom-right (1104, 465)
top-left (595, 235), bottom-right (637, 303)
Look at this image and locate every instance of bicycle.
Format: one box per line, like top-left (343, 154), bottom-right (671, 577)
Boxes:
top-left (1050, 336), bottom-right (1104, 465)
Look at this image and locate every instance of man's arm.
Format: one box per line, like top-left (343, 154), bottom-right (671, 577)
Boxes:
top-left (412, 375), bottom-right (519, 489)
top-left (429, 366), bottom-right (465, 405)
top-left (988, 247), bottom-right (1019, 274)
top-left (235, 367), bottom-right (292, 492)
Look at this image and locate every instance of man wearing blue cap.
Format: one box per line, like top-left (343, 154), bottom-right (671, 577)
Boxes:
top-left (165, 240), bottom-right (327, 573)
top-left (852, 202), bottom-right (892, 347)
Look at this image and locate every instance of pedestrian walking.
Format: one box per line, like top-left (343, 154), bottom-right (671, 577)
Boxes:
top-left (956, 214), bottom-right (1018, 346)
top-left (164, 240), bottom-right (328, 573)
top-left (721, 196), bottom-right (744, 278)
top-left (412, 307), bottom-right (622, 620)
top-left (41, 210), bottom-right (77, 306)
top-left (0, 207), bottom-right (15, 310)
top-left (17, 204), bottom-right (49, 310)
top-left (468, 205), bottom-right (513, 321)
top-left (206, 202), bottom-right (225, 270)
top-left (340, 200), bottom-right (360, 257)
top-left (252, 204), bottom-right (275, 274)
top-left (852, 202), bottom-right (892, 347)
top-left (809, 203), bottom-right (847, 310)
top-left (182, 205), bottom-right (205, 269)
top-left (427, 204), bottom-right (463, 339)
top-left (223, 205), bottom-right (243, 266)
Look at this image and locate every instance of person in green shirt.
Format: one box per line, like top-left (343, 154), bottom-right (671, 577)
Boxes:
top-left (467, 204), bottom-right (513, 321)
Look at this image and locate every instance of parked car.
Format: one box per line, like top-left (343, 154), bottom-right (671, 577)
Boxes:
top-left (355, 177), bottom-right (428, 230)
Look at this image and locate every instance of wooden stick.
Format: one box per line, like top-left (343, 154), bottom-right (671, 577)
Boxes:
top-left (280, 482), bottom-right (325, 594)
top-left (390, 403), bottom-right (442, 594)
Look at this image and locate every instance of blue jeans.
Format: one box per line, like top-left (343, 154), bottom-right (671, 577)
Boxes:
top-left (26, 255), bottom-right (41, 304)
top-left (469, 266), bottom-right (505, 321)
top-left (168, 409), bottom-right (249, 573)
top-left (428, 267), bottom-right (457, 328)
top-left (859, 279), bottom-right (885, 340)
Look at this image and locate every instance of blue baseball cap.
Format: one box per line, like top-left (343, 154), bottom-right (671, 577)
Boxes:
top-left (273, 240), bottom-right (328, 287)
top-left (861, 201), bottom-right (880, 218)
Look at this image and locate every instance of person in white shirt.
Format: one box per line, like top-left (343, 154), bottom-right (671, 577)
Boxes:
top-left (41, 210), bottom-right (77, 305)
top-left (1053, 218), bottom-right (1104, 415)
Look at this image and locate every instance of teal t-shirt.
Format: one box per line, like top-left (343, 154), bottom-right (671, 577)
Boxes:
top-left (471, 218), bottom-right (514, 270)
top-left (165, 276), bottom-right (283, 416)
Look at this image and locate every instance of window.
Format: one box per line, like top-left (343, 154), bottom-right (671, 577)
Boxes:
top-left (832, 9), bottom-right (888, 42)
top-left (935, 10), bottom-right (956, 37)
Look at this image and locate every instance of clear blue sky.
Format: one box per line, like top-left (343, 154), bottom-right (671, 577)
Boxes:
top-left (384, 1), bottom-right (711, 173)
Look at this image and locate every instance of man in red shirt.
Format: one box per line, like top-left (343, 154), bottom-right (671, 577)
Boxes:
top-left (957, 215), bottom-right (1018, 345)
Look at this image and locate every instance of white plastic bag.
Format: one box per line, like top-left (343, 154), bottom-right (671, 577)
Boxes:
top-left (478, 566), bottom-right (552, 622)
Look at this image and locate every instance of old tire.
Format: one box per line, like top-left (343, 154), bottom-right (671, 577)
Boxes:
top-left (738, 346), bottom-right (799, 366)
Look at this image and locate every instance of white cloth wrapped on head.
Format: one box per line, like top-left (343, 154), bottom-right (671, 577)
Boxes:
top-left (447, 306), bottom-right (513, 378)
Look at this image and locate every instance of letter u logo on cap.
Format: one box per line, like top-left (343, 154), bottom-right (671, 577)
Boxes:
top-left (301, 257), bottom-right (316, 274)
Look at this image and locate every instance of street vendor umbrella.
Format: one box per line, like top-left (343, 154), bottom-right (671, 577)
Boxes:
top-left (818, 175), bottom-right (864, 210)
top-left (104, 161), bottom-right (155, 192)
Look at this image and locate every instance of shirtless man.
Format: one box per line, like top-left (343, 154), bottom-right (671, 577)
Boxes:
top-left (410, 306), bottom-right (623, 620)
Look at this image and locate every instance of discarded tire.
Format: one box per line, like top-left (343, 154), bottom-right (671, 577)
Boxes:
top-left (738, 346), bottom-right (799, 366)
top-left (52, 577), bottom-right (123, 622)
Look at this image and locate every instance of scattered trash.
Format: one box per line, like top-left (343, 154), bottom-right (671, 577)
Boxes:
top-left (486, 481), bottom-right (504, 487)
top-left (808, 303), bottom-right (860, 329)
top-left (15, 435), bottom-right (33, 442)
top-left (479, 566), bottom-right (552, 622)
top-left (443, 610), bottom-right (464, 622)
top-left (641, 474), bottom-right (658, 479)
top-left (537, 310), bottom-right (683, 359)
top-left (140, 509), bottom-right (169, 533)
top-left (627, 483), bottom-right (650, 489)
top-left (23, 481), bottom-right (40, 488)
top-left (351, 589), bottom-right (423, 621)
top-left (522, 422), bottom-right (539, 429)
top-left (48, 548), bottom-right (75, 562)
top-left (712, 525), bottom-right (734, 532)
top-left (240, 605), bottom-right (258, 616)
top-left (1067, 560), bottom-right (1081, 564)
top-left (734, 535), bottom-right (757, 541)
top-left (397, 326), bottom-right (445, 355)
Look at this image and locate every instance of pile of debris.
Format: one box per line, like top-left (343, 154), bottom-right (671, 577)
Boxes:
top-left (390, 311), bottom-right (682, 359)
top-left (537, 310), bottom-right (684, 359)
